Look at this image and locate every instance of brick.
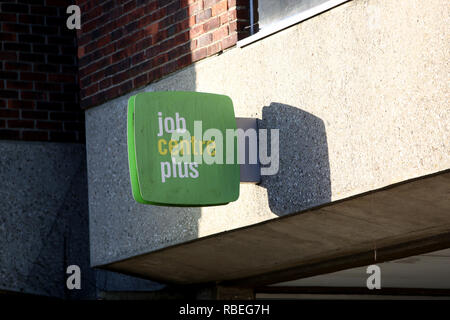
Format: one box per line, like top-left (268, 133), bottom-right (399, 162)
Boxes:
top-left (143, 64), bottom-right (160, 82)
top-left (167, 42), bottom-right (190, 60)
top-left (0, 71), bottom-right (18, 80)
top-left (4, 62), bottom-right (31, 71)
top-left (50, 131), bottom-right (77, 143)
top-left (117, 31), bottom-right (146, 49)
top-left (196, 8), bottom-right (212, 23)
top-left (0, 90), bottom-right (19, 99)
top-left (0, 109), bottom-right (20, 118)
top-left (0, 52), bottom-right (17, 61)
top-left (133, 73), bottom-right (148, 88)
top-left (34, 82), bottom-right (60, 92)
top-left (49, 92), bottom-right (76, 102)
top-left (82, 83), bottom-right (98, 97)
top-left (204, 0), bottom-right (220, 8)
top-left (4, 43), bottom-right (31, 52)
top-left (19, 53), bottom-right (45, 63)
top-left (0, 13), bottom-right (17, 23)
top-left (1, 3), bottom-right (28, 14)
top-left (176, 17), bottom-right (191, 32)
top-left (0, 130), bottom-right (20, 140)
top-left (2, 23), bottom-right (29, 33)
top-left (197, 33), bottom-right (213, 47)
top-left (111, 49), bottom-right (128, 63)
top-left (8, 100), bottom-right (34, 109)
top-left (188, 2), bottom-right (203, 16)
top-left (189, 24), bottom-right (203, 38)
top-left (36, 101), bottom-right (63, 111)
top-left (21, 72), bottom-right (46, 81)
top-left (19, 14), bottom-right (45, 24)
top-left (137, 14), bottom-right (152, 29)
top-left (212, 0), bottom-right (227, 16)
top-left (37, 121), bottom-right (63, 130)
top-left (8, 120), bottom-right (34, 129)
top-left (203, 16), bottom-right (220, 31)
top-left (47, 55), bottom-right (74, 65)
top-left (190, 39), bottom-right (197, 50)
top-left (84, 6), bottom-right (103, 22)
top-left (18, 34), bottom-right (45, 43)
top-left (177, 53), bottom-right (192, 69)
top-left (166, 1), bottom-right (181, 15)
top-left (0, 33), bottom-right (17, 42)
top-left (34, 64), bottom-right (59, 73)
top-left (48, 74), bottom-right (76, 83)
top-left (207, 42), bottom-right (222, 55)
top-left (64, 122), bottom-right (85, 132)
top-left (221, 32), bottom-right (238, 50)
top-left (213, 25), bottom-right (228, 41)
top-left (63, 83), bottom-right (78, 92)
top-left (191, 47), bottom-right (207, 62)
top-left (99, 78), bottom-right (112, 90)
top-left (175, 8), bottom-right (188, 22)
top-left (47, 0), bottom-right (73, 6)
top-left (118, 80), bottom-right (133, 95)
top-left (21, 91), bottom-right (47, 100)
top-left (227, 9), bottom-right (237, 21)
top-left (160, 60), bottom-right (177, 75)
top-left (30, 6), bottom-right (58, 16)
top-left (47, 36), bottom-right (75, 46)
top-left (6, 81), bottom-right (33, 90)
top-left (50, 112), bottom-right (80, 121)
top-left (22, 131), bottom-right (49, 142)
top-left (33, 44), bottom-right (59, 54)
top-left (131, 51), bottom-right (146, 65)
top-left (219, 12), bottom-right (229, 25)
top-left (32, 25), bottom-right (58, 35)
top-left (64, 102), bottom-right (81, 112)
top-left (134, 36), bottom-right (153, 52)
top-left (97, 34), bottom-right (111, 48)
top-left (21, 111), bottom-right (48, 120)
top-left (123, 0), bottom-right (136, 12)
top-left (153, 53), bottom-right (169, 66)
top-left (61, 46), bottom-right (77, 56)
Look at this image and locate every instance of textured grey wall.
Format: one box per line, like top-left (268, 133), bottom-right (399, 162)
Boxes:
top-left (0, 141), bottom-right (94, 297)
top-left (0, 141), bottom-right (160, 298)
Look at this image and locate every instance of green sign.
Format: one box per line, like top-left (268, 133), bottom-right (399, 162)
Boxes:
top-left (127, 91), bottom-right (240, 206)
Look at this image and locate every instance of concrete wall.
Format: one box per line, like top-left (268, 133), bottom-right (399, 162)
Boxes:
top-left (0, 140), bottom-right (161, 298)
top-left (0, 141), bottom-right (94, 297)
top-left (86, 0), bottom-right (450, 267)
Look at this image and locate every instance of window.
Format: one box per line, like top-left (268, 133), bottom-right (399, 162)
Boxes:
top-left (239, 0), bottom-right (350, 47)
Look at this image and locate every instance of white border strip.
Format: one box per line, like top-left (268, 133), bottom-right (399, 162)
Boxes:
top-left (237, 0), bottom-right (351, 48)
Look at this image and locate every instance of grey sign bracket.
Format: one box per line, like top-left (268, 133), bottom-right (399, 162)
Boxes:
top-left (236, 117), bottom-right (261, 184)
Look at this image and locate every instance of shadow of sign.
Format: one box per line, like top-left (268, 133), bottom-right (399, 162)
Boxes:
top-left (258, 102), bottom-right (331, 216)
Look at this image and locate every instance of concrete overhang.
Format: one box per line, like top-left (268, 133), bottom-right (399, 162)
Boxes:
top-left (101, 169), bottom-right (450, 287)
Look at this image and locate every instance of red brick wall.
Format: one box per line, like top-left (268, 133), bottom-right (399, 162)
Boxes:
top-left (77, 0), bottom-right (251, 109)
top-left (0, 0), bottom-right (84, 143)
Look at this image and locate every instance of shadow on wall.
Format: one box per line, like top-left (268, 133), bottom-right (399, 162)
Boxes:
top-left (258, 103), bottom-right (331, 216)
